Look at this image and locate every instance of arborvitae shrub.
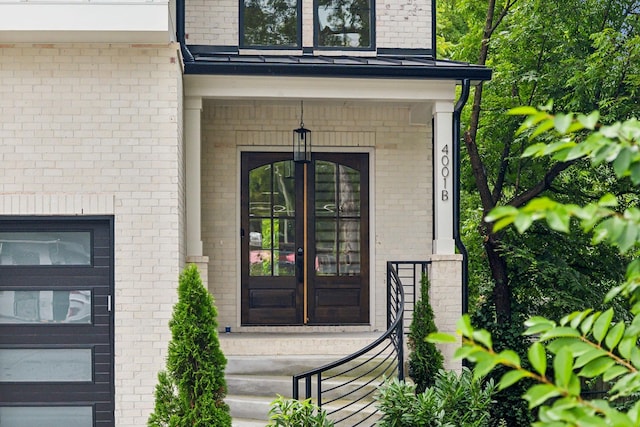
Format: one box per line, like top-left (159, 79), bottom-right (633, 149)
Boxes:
top-left (148, 264), bottom-right (231, 427)
top-left (407, 274), bottom-right (444, 393)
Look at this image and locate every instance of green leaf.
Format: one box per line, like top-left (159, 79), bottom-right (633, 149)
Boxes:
top-left (580, 312), bottom-right (600, 335)
top-left (613, 147), bottom-right (633, 177)
top-left (485, 205), bottom-right (519, 223)
top-left (508, 106), bottom-right (540, 116)
top-left (523, 384), bottom-right (562, 409)
top-left (577, 111), bottom-right (600, 130)
top-left (592, 308), bottom-right (614, 343)
top-left (472, 329), bottom-right (493, 349)
top-left (575, 348), bottom-right (607, 369)
top-left (457, 315), bottom-right (473, 337)
top-left (554, 113), bottom-right (573, 134)
top-left (618, 222), bottom-right (639, 254)
top-left (472, 352), bottom-right (499, 379)
top-left (631, 162), bottom-right (640, 185)
top-left (498, 370), bottom-right (530, 390)
top-left (598, 193), bottom-right (619, 207)
top-left (426, 332), bottom-right (457, 343)
top-left (498, 349), bottom-right (521, 368)
top-left (528, 342), bottom-right (547, 376)
top-left (618, 336), bottom-right (636, 360)
top-left (531, 119), bottom-right (555, 139)
top-left (522, 142), bottom-right (548, 158)
top-left (514, 212), bottom-right (534, 233)
top-left (553, 347), bottom-right (574, 389)
top-left (604, 322), bottom-right (625, 351)
top-left (546, 209), bottom-right (570, 233)
top-left (539, 326), bottom-right (581, 341)
top-left (603, 365), bottom-right (628, 382)
top-left (579, 356), bottom-right (616, 378)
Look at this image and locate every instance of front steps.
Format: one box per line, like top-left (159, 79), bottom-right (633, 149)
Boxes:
top-left (220, 332), bottom-right (386, 426)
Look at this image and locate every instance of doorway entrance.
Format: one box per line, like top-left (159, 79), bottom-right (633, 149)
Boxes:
top-left (241, 152), bottom-right (369, 325)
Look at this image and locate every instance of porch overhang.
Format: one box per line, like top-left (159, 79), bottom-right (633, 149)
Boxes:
top-left (182, 50), bottom-right (492, 84)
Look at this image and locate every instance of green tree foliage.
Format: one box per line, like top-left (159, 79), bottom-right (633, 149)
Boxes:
top-left (376, 369), bottom-right (496, 427)
top-left (431, 108), bottom-right (640, 426)
top-left (407, 275), bottom-right (444, 393)
top-left (438, 0), bottom-right (639, 320)
top-left (148, 264), bottom-right (231, 427)
top-left (437, 3), bottom-right (639, 420)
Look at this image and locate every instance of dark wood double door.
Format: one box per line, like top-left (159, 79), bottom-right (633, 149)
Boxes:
top-left (241, 152), bottom-right (369, 325)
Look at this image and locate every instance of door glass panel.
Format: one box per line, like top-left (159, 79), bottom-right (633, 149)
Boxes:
top-left (0, 349), bottom-right (92, 382)
top-left (316, 220), bottom-right (337, 275)
top-left (315, 161), bottom-right (337, 217)
top-left (338, 165), bottom-right (360, 216)
top-left (0, 232), bottom-right (91, 266)
top-left (0, 290), bottom-right (92, 324)
top-left (340, 219), bottom-right (360, 275)
top-left (315, 161), bottom-right (361, 276)
top-left (249, 161), bottom-right (295, 277)
top-left (0, 406), bottom-right (93, 427)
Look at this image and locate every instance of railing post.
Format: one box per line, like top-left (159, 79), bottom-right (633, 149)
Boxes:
top-left (293, 377), bottom-right (299, 400)
top-left (305, 376), bottom-right (312, 400)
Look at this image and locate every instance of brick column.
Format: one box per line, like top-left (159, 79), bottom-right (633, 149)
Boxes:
top-left (429, 254), bottom-right (463, 371)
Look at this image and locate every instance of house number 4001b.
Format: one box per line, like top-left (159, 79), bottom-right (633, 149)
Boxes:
top-left (441, 144), bottom-right (450, 201)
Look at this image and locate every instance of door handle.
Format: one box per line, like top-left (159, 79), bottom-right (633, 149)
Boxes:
top-left (296, 247), bottom-right (304, 283)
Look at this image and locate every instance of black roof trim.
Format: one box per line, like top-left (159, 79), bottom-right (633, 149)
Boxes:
top-left (183, 50), bottom-right (492, 81)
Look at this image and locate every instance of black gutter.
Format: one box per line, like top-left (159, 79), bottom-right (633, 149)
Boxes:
top-left (453, 78), bottom-right (471, 314)
top-left (175, 0), bottom-right (194, 62)
top-left (183, 61), bottom-right (492, 81)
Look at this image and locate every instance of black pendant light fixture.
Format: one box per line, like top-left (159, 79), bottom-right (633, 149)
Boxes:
top-left (292, 100), bottom-right (311, 163)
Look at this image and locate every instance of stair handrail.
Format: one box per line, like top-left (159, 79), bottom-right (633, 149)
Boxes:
top-left (292, 261), bottom-right (407, 424)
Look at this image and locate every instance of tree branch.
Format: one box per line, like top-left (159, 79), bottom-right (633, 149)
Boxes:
top-left (508, 160), bottom-right (577, 208)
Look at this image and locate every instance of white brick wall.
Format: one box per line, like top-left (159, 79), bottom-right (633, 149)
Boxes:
top-left (185, 0), bottom-right (432, 50)
top-left (201, 101), bottom-right (436, 331)
top-left (0, 43), bottom-right (184, 427)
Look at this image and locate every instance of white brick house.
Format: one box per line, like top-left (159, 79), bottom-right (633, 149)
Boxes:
top-left (0, 0), bottom-right (490, 425)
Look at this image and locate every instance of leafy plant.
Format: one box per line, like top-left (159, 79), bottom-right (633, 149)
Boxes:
top-left (266, 395), bottom-right (334, 427)
top-left (148, 264), bottom-right (231, 427)
top-left (376, 369), bottom-right (496, 427)
top-left (431, 107), bottom-right (640, 426)
top-left (408, 275), bottom-right (444, 392)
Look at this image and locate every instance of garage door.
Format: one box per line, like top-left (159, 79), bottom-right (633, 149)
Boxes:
top-left (0, 217), bottom-right (114, 427)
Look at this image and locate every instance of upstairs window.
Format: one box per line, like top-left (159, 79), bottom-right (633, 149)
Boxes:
top-left (241, 0), bottom-right (301, 47)
top-left (316, 0), bottom-right (373, 48)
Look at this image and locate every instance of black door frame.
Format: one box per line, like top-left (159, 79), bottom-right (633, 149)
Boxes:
top-left (241, 152), bottom-right (370, 326)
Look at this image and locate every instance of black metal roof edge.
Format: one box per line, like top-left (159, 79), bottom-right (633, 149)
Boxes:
top-left (183, 61), bottom-right (492, 81)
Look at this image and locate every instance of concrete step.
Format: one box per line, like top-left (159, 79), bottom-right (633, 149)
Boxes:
top-left (227, 395), bottom-right (273, 422)
top-left (219, 332), bottom-right (381, 356)
top-left (226, 393), bottom-right (380, 426)
top-left (227, 373), bottom-right (381, 400)
top-left (222, 332), bottom-right (388, 426)
top-left (232, 418), bottom-right (266, 427)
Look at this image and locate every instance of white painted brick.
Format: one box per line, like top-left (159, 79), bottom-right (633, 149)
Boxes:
top-left (0, 43), bottom-right (184, 426)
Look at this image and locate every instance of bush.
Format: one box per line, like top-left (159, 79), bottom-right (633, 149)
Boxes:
top-left (148, 264), bottom-right (231, 427)
top-left (407, 275), bottom-right (444, 392)
top-left (376, 369), bottom-right (496, 427)
top-left (267, 395), bottom-right (334, 427)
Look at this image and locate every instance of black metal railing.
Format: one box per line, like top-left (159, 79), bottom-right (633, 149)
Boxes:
top-left (388, 261), bottom-right (430, 334)
top-left (292, 261), bottom-right (429, 426)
